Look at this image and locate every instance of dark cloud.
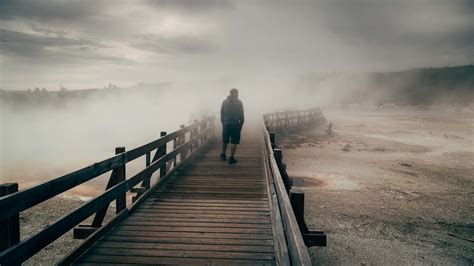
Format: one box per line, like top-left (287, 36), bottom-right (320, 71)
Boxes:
top-left (0, 0), bottom-right (104, 22)
top-left (131, 34), bottom-right (217, 55)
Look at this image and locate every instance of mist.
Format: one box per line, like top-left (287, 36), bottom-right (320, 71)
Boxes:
top-left (0, 79), bottom-right (317, 190)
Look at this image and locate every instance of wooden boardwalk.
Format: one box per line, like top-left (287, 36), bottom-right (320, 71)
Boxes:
top-left (0, 109), bottom-right (326, 265)
top-left (73, 133), bottom-right (279, 265)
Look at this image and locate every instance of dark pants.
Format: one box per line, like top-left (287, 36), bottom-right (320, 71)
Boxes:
top-left (222, 121), bottom-right (242, 144)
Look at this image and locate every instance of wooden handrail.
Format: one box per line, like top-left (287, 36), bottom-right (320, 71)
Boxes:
top-left (263, 107), bottom-right (324, 131)
top-left (0, 116), bottom-right (216, 265)
top-left (262, 121), bottom-right (312, 265)
top-left (0, 117), bottom-right (213, 221)
top-left (0, 154), bottom-right (126, 221)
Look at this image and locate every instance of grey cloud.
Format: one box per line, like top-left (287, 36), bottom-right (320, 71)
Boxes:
top-left (0, 28), bottom-right (104, 55)
top-left (143, 0), bottom-right (233, 14)
top-left (312, 0), bottom-right (474, 64)
top-left (30, 24), bottom-right (70, 36)
top-left (0, 28), bottom-right (127, 65)
top-left (131, 34), bottom-right (217, 55)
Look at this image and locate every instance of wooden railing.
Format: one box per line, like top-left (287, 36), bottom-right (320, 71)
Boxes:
top-left (263, 108), bottom-right (325, 131)
top-left (0, 116), bottom-right (216, 265)
top-left (263, 108), bottom-right (327, 265)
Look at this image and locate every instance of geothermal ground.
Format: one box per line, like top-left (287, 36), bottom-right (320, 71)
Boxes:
top-left (280, 108), bottom-right (473, 265)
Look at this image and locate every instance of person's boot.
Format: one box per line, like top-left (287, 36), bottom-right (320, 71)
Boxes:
top-left (228, 157), bottom-right (237, 164)
top-left (220, 153), bottom-right (227, 161)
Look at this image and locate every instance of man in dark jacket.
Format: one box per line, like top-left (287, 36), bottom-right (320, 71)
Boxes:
top-left (220, 88), bottom-right (244, 164)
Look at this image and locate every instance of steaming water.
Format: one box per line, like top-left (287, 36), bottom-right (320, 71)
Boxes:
top-left (0, 87), bottom-right (220, 195)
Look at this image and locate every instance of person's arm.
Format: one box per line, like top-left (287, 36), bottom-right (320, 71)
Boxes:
top-left (239, 101), bottom-right (244, 126)
top-left (220, 101), bottom-right (225, 124)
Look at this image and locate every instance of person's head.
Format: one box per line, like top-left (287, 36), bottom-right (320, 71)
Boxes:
top-left (229, 88), bottom-right (238, 98)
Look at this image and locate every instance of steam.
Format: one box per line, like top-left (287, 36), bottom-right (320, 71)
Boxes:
top-left (0, 80), bottom-right (308, 188)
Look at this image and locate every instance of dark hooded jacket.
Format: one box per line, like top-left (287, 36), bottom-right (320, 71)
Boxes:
top-left (220, 95), bottom-right (244, 125)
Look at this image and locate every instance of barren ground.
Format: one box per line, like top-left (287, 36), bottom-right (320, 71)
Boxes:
top-left (279, 109), bottom-right (473, 265)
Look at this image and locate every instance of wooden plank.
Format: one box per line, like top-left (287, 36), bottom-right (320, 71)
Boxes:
top-left (107, 230), bottom-right (274, 240)
top-left (170, 180), bottom-right (266, 185)
top-left (183, 167), bottom-right (263, 172)
top-left (162, 185), bottom-right (266, 191)
top-left (165, 184), bottom-right (266, 188)
top-left (156, 189), bottom-right (267, 195)
top-left (141, 201), bottom-right (268, 207)
top-left (102, 235), bottom-right (274, 246)
top-left (146, 198), bottom-right (268, 204)
top-left (120, 221), bottom-right (271, 229)
top-left (125, 217), bottom-right (270, 224)
top-left (135, 209), bottom-right (269, 216)
top-left (178, 172), bottom-right (253, 176)
top-left (130, 212), bottom-right (270, 220)
top-left (155, 190), bottom-right (267, 196)
top-left (74, 263), bottom-right (134, 266)
top-left (168, 177), bottom-right (266, 182)
top-left (185, 163), bottom-right (262, 167)
top-left (94, 241), bottom-right (275, 253)
top-left (86, 247), bottom-right (275, 261)
top-left (138, 204), bottom-right (269, 211)
top-left (114, 225), bottom-right (272, 234)
top-left (75, 254), bottom-right (276, 265)
top-left (153, 193), bottom-right (268, 199)
top-left (162, 186), bottom-right (266, 192)
top-left (168, 179), bottom-right (266, 184)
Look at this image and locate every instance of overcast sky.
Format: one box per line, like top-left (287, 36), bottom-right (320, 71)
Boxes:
top-left (0, 0), bottom-right (473, 90)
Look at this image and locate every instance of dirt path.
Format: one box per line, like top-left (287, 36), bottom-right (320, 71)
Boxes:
top-left (280, 109), bottom-right (473, 265)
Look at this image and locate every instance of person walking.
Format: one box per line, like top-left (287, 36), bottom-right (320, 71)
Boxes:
top-left (220, 88), bottom-right (244, 164)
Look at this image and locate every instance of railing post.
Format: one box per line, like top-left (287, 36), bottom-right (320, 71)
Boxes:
top-left (0, 183), bottom-right (20, 252)
top-left (114, 147), bottom-right (126, 213)
top-left (179, 124), bottom-right (186, 162)
top-left (192, 119), bottom-right (198, 151)
top-left (88, 147), bottom-right (126, 230)
top-left (290, 189), bottom-right (308, 233)
top-left (274, 149), bottom-right (291, 193)
top-left (269, 132), bottom-right (276, 150)
top-left (202, 118), bottom-right (208, 142)
top-left (145, 152), bottom-right (151, 167)
top-left (158, 131), bottom-right (167, 177)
